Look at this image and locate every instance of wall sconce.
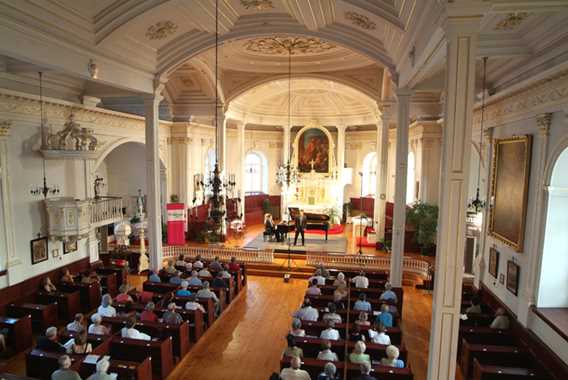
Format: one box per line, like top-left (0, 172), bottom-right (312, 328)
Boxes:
top-left (88, 59), bottom-right (99, 79)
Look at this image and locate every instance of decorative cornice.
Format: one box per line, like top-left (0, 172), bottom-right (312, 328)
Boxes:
top-left (146, 21), bottom-right (178, 41)
top-left (240, 0), bottom-right (274, 10)
top-left (168, 137), bottom-right (192, 145)
top-left (0, 120), bottom-right (11, 138)
top-left (536, 113), bottom-right (552, 136)
top-left (345, 11), bottom-right (377, 30)
top-left (244, 37), bottom-right (336, 56)
top-left (494, 13), bottom-right (530, 31)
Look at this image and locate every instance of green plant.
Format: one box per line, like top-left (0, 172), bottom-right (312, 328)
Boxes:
top-left (170, 194), bottom-right (179, 203)
top-left (406, 201), bottom-right (438, 253)
top-left (130, 215), bottom-right (141, 224)
top-left (379, 238), bottom-right (392, 253)
top-left (262, 198), bottom-right (271, 214)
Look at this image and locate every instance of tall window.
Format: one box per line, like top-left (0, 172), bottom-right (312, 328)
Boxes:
top-left (406, 151), bottom-right (416, 204)
top-left (205, 149), bottom-right (216, 175)
top-left (244, 152), bottom-right (266, 193)
top-left (362, 152), bottom-right (377, 196)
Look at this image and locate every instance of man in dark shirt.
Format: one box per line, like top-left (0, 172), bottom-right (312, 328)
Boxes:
top-left (294, 210), bottom-right (307, 246)
top-left (354, 362), bottom-right (377, 380)
top-left (212, 272), bottom-right (228, 288)
top-left (209, 257), bottom-right (223, 272)
top-left (36, 326), bottom-right (66, 353)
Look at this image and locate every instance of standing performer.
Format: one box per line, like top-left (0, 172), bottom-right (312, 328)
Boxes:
top-left (294, 209), bottom-right (307, 246)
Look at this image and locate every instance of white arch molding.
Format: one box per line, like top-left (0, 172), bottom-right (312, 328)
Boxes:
top-left (93, 137), bottom-right (168, 172)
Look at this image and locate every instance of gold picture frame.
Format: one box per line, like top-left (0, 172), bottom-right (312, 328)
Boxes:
top-left (489, 135), bottom-right (532, 252)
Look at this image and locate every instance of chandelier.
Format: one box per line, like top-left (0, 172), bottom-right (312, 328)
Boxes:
top-left (31, 72), bottom-right (60, 198)
top-left (468, 57), bottom-right (488, 218)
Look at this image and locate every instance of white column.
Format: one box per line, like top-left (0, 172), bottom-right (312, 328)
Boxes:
top-left (375, 108), bottom-right (391, 240)
top-left (281, 125), bottom-right (292, 220)
top-left (237, 121), bottom-right (246, 221)
top-left (143, 82), bottom-right (165, 271)
top-left (283, 125), bottom-right (291, 164)
top-left (336, 124), bottom-right (346, 215)
top-left (169, 122), bottom-right (192, 205)
top-left (390, 90), bottom-right (412, 287)
top-left (215, 108), bottom-right (226, 172)
top-left (83, 159), bottom-right (99, 263)
top-left (0, 122), bottom-right (18, 276)
top-left (427, 5), bottom-right (482, 379)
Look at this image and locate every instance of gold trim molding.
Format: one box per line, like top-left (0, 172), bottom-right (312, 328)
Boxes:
top-left (345, 11), bottom-right (377, 30)
top-left (146, 21), bottom-right (178, 40)
top-left (244, 37), bottom-right (336, 56)
top-left (240, 0), bottom-right (273, 10)
top-left (495, 12), bottom-right (530, 31)
top-left (0, 120), bottom-right (11, 138)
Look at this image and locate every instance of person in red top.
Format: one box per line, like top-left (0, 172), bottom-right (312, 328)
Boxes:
top-left (115, 284), bottom-right (133, 304)
top-left (228, 257), bottom-right (240, 272)
top-left (140, 302), bottom-right (158, 323)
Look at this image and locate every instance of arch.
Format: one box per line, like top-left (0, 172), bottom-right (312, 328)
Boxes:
top-left (407, 151), bottom-right (416, 204)
top-left (244, 150), bottom-right (268, 194)
top-left (362, 152), bottom-right (377, 196)
top-left (94, 137), bottom-right (167, 172)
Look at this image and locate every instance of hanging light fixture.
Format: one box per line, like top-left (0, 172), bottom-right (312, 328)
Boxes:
top-left (468, 57), bottom-right (488, 221)
top-left (31, 72), bottom-right (60, 198)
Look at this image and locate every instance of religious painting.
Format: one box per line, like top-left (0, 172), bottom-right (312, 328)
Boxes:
top-left (488, 247), bottom-right (499, 278)
top-left (31, 236), bottom-right (48, 265)
top-left (506, 260), bottom-right (520, 296)
top-left (489, 135), bottom-right (532, 252)
top-left (297, 128), bottom-right (330, 173)
top-left (63, 240), bottom-right (77, 255)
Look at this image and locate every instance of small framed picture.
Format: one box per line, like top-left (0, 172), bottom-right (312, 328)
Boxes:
top-left (489, 247), bottom-right (499, 278)
top-left (31, 236), bottom-right (48, 265)
top-left (499, 273), bottom-right (505, 285)
top-left (506, 261), bottom-right (520, 296)
top-left (63, 240), bottom-right (78, 255)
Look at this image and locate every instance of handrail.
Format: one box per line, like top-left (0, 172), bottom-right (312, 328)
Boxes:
top-left (163, 245), bottom-right (274, 264)
top-left (91, 196), bottom-right (123, 226)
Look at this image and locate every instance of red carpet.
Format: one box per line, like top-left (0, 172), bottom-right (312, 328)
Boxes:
top-left (305, 224), bottom-right (344, 235)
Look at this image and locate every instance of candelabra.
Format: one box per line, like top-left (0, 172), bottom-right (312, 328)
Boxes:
top-left (276, 160), bottom-right (299, 187)
top-left (30, 177), bottom-right (60, 198)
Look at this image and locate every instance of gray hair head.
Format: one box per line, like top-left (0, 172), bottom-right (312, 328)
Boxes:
top-left (324, 362), bottom-right (336, 376)
top-left (58, 355), bottom-right (71, 369)
top-left (101, 294), bottom-right (112, 307)
top-left (91, 313), bottom-right (102, 324)
top-left (291, 318), bottom-right (302, 329)
top-left (45, 326), bottom-right (58, 338)
top-left (96, 358), bottom-right (110, 373)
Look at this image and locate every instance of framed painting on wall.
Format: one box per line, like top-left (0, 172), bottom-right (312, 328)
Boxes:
top-left (296, 128), bottom-right (330, 173)
top-left (30, 236), bottom-right (48, 265)
top-left (489, 135), bottom-right (532, 252)
top-left (488, 247), bottom-right (499, 278)
top-left (63, 240), bottom-right (77, 255)
top-left (506, 260), bottom-right (520, 296)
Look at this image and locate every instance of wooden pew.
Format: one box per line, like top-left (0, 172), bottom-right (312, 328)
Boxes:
top-left (6, 302), bottom-right (58, 332)
top-left (280, 357), bottom-right (345, 380)
top-left (346, 340), bottom-right (408, 362)
top-left (460, 339), bottom-right (526, 379)
top-left (78, 356), bottom-right (152, 380)
top-left (173, 296), bottom-right (216, 327)
top-left (0, 315), bottom-right (33, 353)
top-left (36, 290), bottom-right (81, 321)
top-left (96, 265), bottom-right (127, 289)
top-left (108, 335), bottom-right (174, 380)
top-left (60, 282), bottom-right (102, 312)
top-left (292, 336), bottom-right (346, 360)
top-left (345, 362), bottom-right (414, 380)
top-left (300, 320), bottom-right (402, 346)
top-left (26, 349), bottom-right (75, 380)
top-left (472, 358), bottom-right (542, 380)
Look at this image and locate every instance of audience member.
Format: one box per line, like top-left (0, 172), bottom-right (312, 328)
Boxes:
top-left (198, 267), bottom-right (212, 278)
top-left (42, 277), bottom-right (57, 294)
top-left (306, 278), bottom-right (322, 296)
top-left (185, 294), bottom-right (206, 313)
top-left (294, 299), bottom-right (319, 322)
top-left (219, 266), bottom-right (232, 279)
top-left (355, 312), bottom-right (370, 327)
top-left (148, 270), bottom-right (161, 283)
top-left (354, 362), bottom-right (377, 380)
top-left (163, 260), bottom-right (177, 274)
top-left (175, 254), bottom-right (186, 268)
top-left (333, 283), bottom-right (348, 304)
top-left (196, 281), bottom-right (219, 302)
top-left (350, 324), bottom-right (365, 342)
top-left (51, 355), bottom-right (81, 380)
top-left (490, 308), bottom-right (510, 329)
top-left (290, 318), bottom-right (306, 337)
top-left (379, 282), bottom-right (397, 303)
top-left (351, 271), bottom-right (369, 289)
top-left (37, 326), bottom-right (66, 353)
top-left (140, 302), bottom-right (159, 322)
top-left (317, 340), bottom-right (338, 361)
top-left (283, 333), bottom-right (303, 359)
top-left (332, 272), bottom-right (346, 287)
top-left (280, 356), bottom-right (310, 380)
top-left (97, 294), bottom-right (117, 317)
top-left (169, 271), bottom-right (183, 285)
top-left (309, 269), bottom-right (326, 286)
top-left (353, 293), bottom-right (372, 313)
top-left (82, 271), bottom-right (100, 285)
top-left (66, 332), bottom-right (92, 354)
top-left (349, 341), bottom-right (371, 365)
top-left (121, 316), bottom-right (151, 341)
top-left (115, 284), bottom-right (134, 303)
top-left (380, 345), bottom-right (405, 368)
top-left (187, 270), bottom-right (203, 286)
top-left (228, 256), bottom-right (240, 272)
top-left (209, 256), bottom-right (223, 272)
top-left (163, 302), bottom-right (184, 325)
top-left (88, 314), bottom-right (109, 335)
top-left (322, 302), bottom-right (342, 324)
top-left (66, 313), bottom-right (86, 333)
top-left (86, 358), bottom-right (113, 380)
top-left (317, 363), bottom-right (339, 380)
top-left (193, 255), bottom-right (204, 269)
top-left (316, 263), bottom-right (331, 278)
top-left (183, 256), bottom-right (193, 271)
top-left (60, 269), bottom-right (75, 285)
top-left (368, 323), bottom-right (390, 345)
top-left (176, 280), bottom-right (192, 297)
top-left (212, 271), bottom-right (228, 288)
top-left (320, 320), bottom-right (340, 340)
top-left (375, 304), bottom-right (393, 328)
top-left (465, 296), bottom-right (482, 315)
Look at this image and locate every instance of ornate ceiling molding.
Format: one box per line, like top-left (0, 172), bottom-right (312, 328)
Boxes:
top-left (146, 21), bottom-right (178, 41)
top-left (240, 0), bottom-right (274, 10)
top-left (243, 37), bottom-right (336, 56)
top-left (0, 120), bottom-right (11, 139)
top-left (494, 13), bottom-right (530, 31)
top-left (345, 11), bottom-right (377, 30)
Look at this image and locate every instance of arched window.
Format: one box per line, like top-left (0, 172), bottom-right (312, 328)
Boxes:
top-left (205, 149), bottom-right (216, 176)
top-left (244, 152), bottom-right (267, 193)
top-left (406, 151), bottom-right (416, 204)
top-left (362, 152), bottom-right (377, 196)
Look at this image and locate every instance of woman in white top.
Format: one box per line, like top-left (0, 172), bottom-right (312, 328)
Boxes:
top-left (322, 303), bottom-right (342, 324)
top-left (320, 320), bottom-right (340, 340)
top-left (368, 323), bottom-right (391, 345)
top-left (97, 294), bottom-right (117, 317)
top-left (121, 317), bottom-right (151, 341)
top-left (317, 340), bottom-right (339, 361)
top-left (88, 313), bottom-right (109, 335)
top-left (185, 295), bottom-right (206, 312)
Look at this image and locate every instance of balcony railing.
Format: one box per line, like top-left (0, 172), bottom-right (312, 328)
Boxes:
top-left (163, 246), bottom-right (274, 264)
top-left (91, 196), bottom-right (123, 227)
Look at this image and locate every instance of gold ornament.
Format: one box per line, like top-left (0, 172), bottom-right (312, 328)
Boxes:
top-left (146, 21), bottom-right (178, 40)
top-left (345, 11), bottom-right (376, 30)
top-left (244, 37), bottom-right (336, 55)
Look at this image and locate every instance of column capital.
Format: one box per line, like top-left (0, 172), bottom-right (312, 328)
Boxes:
top-left (536, 113), bottom-right (552, 136)
top-left (0, 120), bottom-right (11, 140)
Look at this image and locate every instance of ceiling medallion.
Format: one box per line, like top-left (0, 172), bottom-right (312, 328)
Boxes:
top-left (241, 0), bottom-right (274, 10)
top-left (495, 12), bottom-right (530, 31)
top-left (146, 21), bottom-right (178, 40)
top-left (244, 37), bottom-right (336, 55)
top-left (345, 11), bottom-right (376, 30)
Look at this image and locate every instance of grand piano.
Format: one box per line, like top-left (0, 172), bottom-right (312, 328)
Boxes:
top-left (276, 207), bottom-right (330, 241)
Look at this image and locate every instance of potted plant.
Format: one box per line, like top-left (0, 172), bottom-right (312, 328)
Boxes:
top-left (170, 194), bottom-right (179, 203)
top-left (406, 201), bottom-right (438, 255)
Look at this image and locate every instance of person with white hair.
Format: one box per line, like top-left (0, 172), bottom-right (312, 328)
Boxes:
top-left (66, 313), bottom-right (86, 333)
top-left (380, 345), bottom-right (405, 368)
top-left (308, 269), bottom-right (326, 286)
top-left (198, 267), bottom-right (212, 278)
top-left (320, 320), bottom-right (340, 341)
top-left (349, 341), bottom-right (371, 365)
top-left (121, 316), bottom-right (151, 341)
top-left (36, 326), bottom-right (66, 353)
top-left (490, 308), bottom-right (510, 330)
top-left (51, 355), bottom-right (81, 380)
top-left (187, 270), bottom-right (203, 286)
top-left (332, 272), bottom-right (346, 287)
top-left (184, 294), bottom-right (206, 313)
top-left (379, 282), bottom-right (397, 303)
top-left (280, 356), bottom-right (310, 380)
top-left (88, 314), bottom-right (109, 335)
top-left (176, 280), bottom-right (192, 297)
top-left (317, 362), bottom-right (340, 380)
top-left (163, 302), bottom-right (184, 325)
top-left (140, 302), bottom-right (159, 323)
top-left (353, 362), bottom-right (377, 380)
top-left (351, 271), bottom-right (369, 289)
top-left (196, 281), bottom-right (219, 303)
top-left (97, 294), bottom-right (117, 317)
top-left (87, 358), bottom-right (114, 380)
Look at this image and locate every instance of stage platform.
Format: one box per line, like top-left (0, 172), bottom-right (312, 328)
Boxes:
top-left (244, 233), bottom-right (347, 254)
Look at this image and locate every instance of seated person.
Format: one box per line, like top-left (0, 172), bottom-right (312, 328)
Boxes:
top-left (163, 259), bottom-right (177, 274)
top-left (196, 281), bottom-right (219, 303)
top-left (82, 270), bottom-right (100, 284)
top-left (322, 302), bottom-right (342, 324)
top-left (375, 304), bottom-right (393, 328)
top-left (354, 362), bottom-right (377, 380)
top-left (42, 277), bottom-right (57, 294)
top-left (209, 256), bottom-right (223, 272)
top-left (317, 340), bottom-right (338, 361)
top-left (148, 270), bottom-right (161, 283)
top-left (169, 271), bottom-right (183, 285)
top-left (184, 294), bottom-right (206, 313)
top-left (353, 293), bottom-right (372, 313)
top-left (212, 272), bottom-right (228, 288)
top-left (198, 267), bottom-right (212, 278)
top-left (176, 280), bottom-right (192, 297)
top-left (37, 326), bottom-right (66, 353)
top-left (380, 345), bottom-right (405, 368)
top-left (121, 317), bottom-right (151, 341)
top-left (264, 213), bottom-right (279, 241)
top-left (349, 341), bottom-right (371, 365)
top-left (115, 284), bottom-right (134, 304)
top-left (320, 320), bottom-right (340, 340)
top-left (175, 254), bottom-right (186, 268)
top-left (351, 271), bottom-right (369, 289)
top-left (65, 332), bottom-right (92, 354)
top-left (490, 308), bottom-right (510, 329)
top-left (219, 266), bottom-right (232, 279)
top-left (368, 323), bottom-right (390, 345)
top-left (308, 269), bottom-right (326, 286)
top-left (51, 355), bottom-right (81, 380)
top-left (316, 263), bottom-right (331, 278)
top-left (187, 270), bottom-right (203, 286)
top-left (283, 333), bottom-right (303, 359)
top-left (379, 282), bottom-right (397, 303)
top-left (306, 278), bottom-right (322, 296)
top-left (293, 299), bottom-right (319, 322)
top-left (280, 356), bottom-right (310, 380)
top-left (193, 255), bottom-right (204, 269)
top-left (183, 256), bottom-right (193, 271)
top-left (355, 312), bottom-right (370, 327)
top-left (60, 269), bottom-right (75, 285)
top-left (332, 272), bottom-right (346, 287)
top-left (333, 283), bottom-right (348, 304)
top-left (228, 257), bottom-right (240, 272)
top-left (97, 294), bottom-right (117, 317)
top-left (290, 318), bottom-right (305, 337)
top-left (88, 313), bottom-right (109, 335)
top-left (350, 324), bottom-right (366, 342)
top-left (87, 358), bottom-right (112, 380)
top-left (317, 362), bottom-right (339, 380)
top-left (66, 313), bottom-right (86, 333)
top-left (163, 302), bottom-right (183, 325)
top-left (140, 302), bottom-right (159, 323)
top-left (465, 296), bottom-right (482, 315)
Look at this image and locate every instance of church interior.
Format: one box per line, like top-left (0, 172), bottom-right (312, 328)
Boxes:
top-left (0, 1), bottom-right (567, 379)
